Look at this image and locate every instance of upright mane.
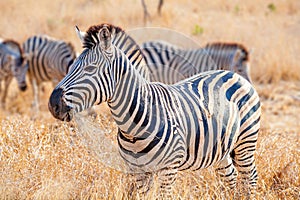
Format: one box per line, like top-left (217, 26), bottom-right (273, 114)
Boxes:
top-left (83, 24), bottom-right (122, 49)
top-left (83, 23), bottom-right (144, 57)
top-left (82, 23), bottom-right (149, 79)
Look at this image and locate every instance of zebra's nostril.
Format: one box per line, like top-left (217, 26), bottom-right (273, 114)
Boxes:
top-left (20, 85), bottom-right (27, 91)
top-left (53, 105), bottom-right (59, 114)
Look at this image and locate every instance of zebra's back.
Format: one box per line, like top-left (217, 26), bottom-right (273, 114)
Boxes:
top-left (141, 40), bottom-right (252, 84)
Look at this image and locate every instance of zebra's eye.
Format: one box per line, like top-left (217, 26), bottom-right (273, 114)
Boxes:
top-left (84, 65), bottom-right (97, 73)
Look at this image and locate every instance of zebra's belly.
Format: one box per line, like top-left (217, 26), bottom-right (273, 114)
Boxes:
top-left (178, 115), bottom-right (240, 171)
top-left (118, 129), bottom-right (186, 173)
top-left (29, 65), bottom-right (64, 84)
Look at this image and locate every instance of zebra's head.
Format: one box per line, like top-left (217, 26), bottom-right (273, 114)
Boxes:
top-left (1, 40), bottom-right (28, 91)
top-left (231, 47), bottom-right (252, 83)
top-left (49, 24), bottom-right (123, 121)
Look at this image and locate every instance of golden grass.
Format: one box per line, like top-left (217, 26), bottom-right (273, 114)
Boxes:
top-left (0, 0), bottom-right (300, 199)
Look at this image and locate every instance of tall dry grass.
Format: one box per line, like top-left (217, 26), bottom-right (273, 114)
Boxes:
top-left (0, 0), bottom-right (300, 199)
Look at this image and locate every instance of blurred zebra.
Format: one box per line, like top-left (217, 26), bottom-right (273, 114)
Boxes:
top-left (48, 24), bottom-right (261, 198)
top-left (141, 40), bottom-right (251, 84)
top-left (22, 35), bottom-right (77, 110)
top-left (0, 39), bottom-right (28, 108)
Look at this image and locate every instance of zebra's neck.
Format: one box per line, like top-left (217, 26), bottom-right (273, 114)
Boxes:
top-left (107, 47), bottom-right (153, 136)
top-left (112, 31), bottom-right (150, 80)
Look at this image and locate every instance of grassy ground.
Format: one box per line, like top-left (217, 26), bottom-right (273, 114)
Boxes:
top-left (0, 0), bottom-right (300, 199)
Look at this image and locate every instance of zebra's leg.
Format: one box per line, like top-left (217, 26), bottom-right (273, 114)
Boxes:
top-left (1, 76), bottom-right (13, 109)
top-left (0, 82), bottom-right (2, 108)
top-left (157, 167), bottom-right (178, 199)
top-left (232, 120), bottom-right (259, 198)
top-left (31, 79), bottom-right (40, 111)
top-left (130, 172), bottom-right (154, 198)
top-left (215, 155), bottom-right (238, 192)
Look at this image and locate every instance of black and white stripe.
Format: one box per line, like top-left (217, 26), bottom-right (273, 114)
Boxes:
top-left (0, 39), bottom-right (27, 108)
top-left (48, 24), bottom-right (261, 198)
top-left (22, 35), bottom-right (77, 110)
top-left (141, 40), bottom-right (251, 84)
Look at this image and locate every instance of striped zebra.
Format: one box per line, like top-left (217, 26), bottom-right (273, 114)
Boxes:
top-left (141, 40), bottom-right (252, 84)
top-left (0, 39), bottom-right (28, 108)
top-left (48, 24), bottom-right (261, 198)
top-left (22, 35), bottom-right (77, 110)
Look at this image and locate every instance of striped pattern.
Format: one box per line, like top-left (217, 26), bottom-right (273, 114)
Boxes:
top-left (0, 39), bottom-right (27, 108)
top-left (48, 24), bottom-right (261, 198)
top-left (22, 35), bottom-right (76, 110)
top-left (141, 40), bottom-right (251, 84)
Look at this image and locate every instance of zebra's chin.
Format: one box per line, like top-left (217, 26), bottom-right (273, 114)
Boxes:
top-left (60, 111), bottom-right (73, 122)
top-left (48, 103), bottom-right (74, 122)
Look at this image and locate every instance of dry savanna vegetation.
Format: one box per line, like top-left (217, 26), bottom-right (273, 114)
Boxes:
top-left (0, 0), bottom-right (300, 199)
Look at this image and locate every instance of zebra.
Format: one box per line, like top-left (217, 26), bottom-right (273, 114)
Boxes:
top-left (22, 35), bottom-right (77, 110)
top-left (0, 39), bottom-right (28, 108)
top-left (141, 40), bottom-right (252, 84)
top-left (48, 24), bottom-right (261, 198)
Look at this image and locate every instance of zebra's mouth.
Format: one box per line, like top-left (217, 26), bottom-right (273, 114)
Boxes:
top-left (48, 103), bottom-right (73, 122)
top-left (62, 111), bottom-right (73, 122)
top-left (48, 88), bottom-right (74, 122)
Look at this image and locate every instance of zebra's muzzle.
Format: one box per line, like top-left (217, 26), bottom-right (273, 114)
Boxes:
top-left (48, 88), bottom-right (73, 122)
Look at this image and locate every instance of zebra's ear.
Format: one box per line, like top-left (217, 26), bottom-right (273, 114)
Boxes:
top-left (75, 25), bottom-right (86, 43)
top-left (99, 26), bottom-right (112, 50)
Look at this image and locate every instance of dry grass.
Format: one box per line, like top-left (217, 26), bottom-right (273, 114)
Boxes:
top-left (0, 0), bottom-right (300, 199)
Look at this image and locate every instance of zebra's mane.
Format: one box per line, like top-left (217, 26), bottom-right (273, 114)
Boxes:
top-left (82, 23), bottom-right (149, 79)
top-left (82, 23), bottom-right (144, 58)
top-left (83, 24), bottom-right (118, 49)
top-left (205, 42), bottom-right (249, 61)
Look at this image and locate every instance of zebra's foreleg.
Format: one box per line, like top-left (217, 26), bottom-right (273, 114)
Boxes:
top-left (31, 79), bottom-right (40, 111)
top-left (215, 155), bottom-right (238, 192)
top-left (130, 172), bottom-right (154, 198)
top-left (1, 76), bottom-right (12, 109)
top-left (157, 167), bottom-right (178, 199)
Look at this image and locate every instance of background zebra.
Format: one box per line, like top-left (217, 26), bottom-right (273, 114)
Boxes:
top-left (22, 35), bottom-right (77, 110)
top-left (48, 24), bottom-right (261, 198)
top-left (0, 39), bottom-right (28, 109)
top-left (141, 40), bottom-right (251, 84)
